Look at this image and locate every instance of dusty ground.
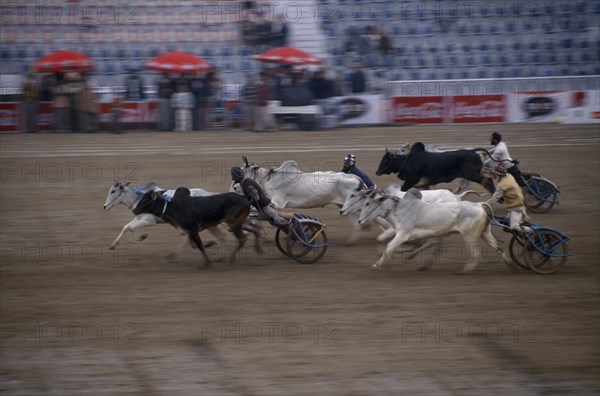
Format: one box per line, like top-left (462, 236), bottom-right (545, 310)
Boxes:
top-left (1, 124), bottom-right (599, 395)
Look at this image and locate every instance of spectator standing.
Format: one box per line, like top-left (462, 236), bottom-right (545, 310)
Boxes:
top-left (21, 72), bottom-right (39, 132)
top-left (349, 62), bottom-right (367, 94)
top-left (242, 75), bottom-right (258, 130)
top-left (124, 70), bottom-right (144, 101)
top-left (51, 79), bottom-right (71, 133)
top-left (171, 83), bottom-right (196, 131)
top-left (111, 93), bottom-right (123, 134)
top-left (157, 73), bottom-right (174, 131)
top-left (270, 15), bottom-right (288, 47)
top-left (378, 28), bottom-right (393, 56)
top-left (74, 78), bottom-right (99, 133)
top-left (254, 70), bottom-right (276, 132)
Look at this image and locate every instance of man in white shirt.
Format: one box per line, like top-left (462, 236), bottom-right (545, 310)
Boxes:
top-left (486, 132), bottom-right (525, 186)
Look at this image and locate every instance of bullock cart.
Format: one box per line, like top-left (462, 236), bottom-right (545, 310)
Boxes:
top-left (491, 216), bottom-right (570, 274)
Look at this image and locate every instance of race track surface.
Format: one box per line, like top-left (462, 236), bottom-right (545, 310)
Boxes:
top-left (1, 123), bottom-right (599, 395)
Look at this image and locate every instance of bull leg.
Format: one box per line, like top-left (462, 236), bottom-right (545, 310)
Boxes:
top-left (188, 231), bottom-right (211, 267)
top-left (109, 215), bottom-right (156, 249)
top-left (403, 237), bottom-right (442, 271)
top-left (229, 225), bottom-right (248, 263)
top-left (166, 235), bottom-right (193, 262)
top-left (453, 178), bottom-right (470, 194)
top-left (481, 225), bottom-right (513, 267)
top-left (371, 232), bottom-right (408, 271)
top-left (459, 238), bottom-right (482, 274)
top-left (242, 223), bottom-right (263, 255)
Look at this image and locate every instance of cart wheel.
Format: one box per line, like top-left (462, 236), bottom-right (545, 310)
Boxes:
top-left (523, 179), bottom-right (558, 213)
top-left (523, 230), bottom-right (569, 274)
top-left (274, 227), bottom-right (291, 257)
top-left (285, 222), bottom-right (328, 264)
top-left (508, 234), bottom-right (531, 270)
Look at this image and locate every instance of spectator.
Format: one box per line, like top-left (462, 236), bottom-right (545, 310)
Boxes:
top-left (378, 28), bottom-right (393, 56)
top-left (255, 12), bottom-right (273, 51)
top-left (309, 69), bottom-right (333, 100)
top-left (241, 75), bottom-right (258, 130)
top-left (349, 62), bottom-right (367, 94)
top-left (270, 15), bottom-right (288, 47)
top-left (345, 26), bottom-right (371, 55)
top-left (111, 92), bottom-right (123, 134)
top-left (255, 70), bottom-right (276, 132)
top-left (171, 83), bottom-right (196, 131)
top-left (20, 72), bottom-right (39, 133)
top-left (198, 71), bottom-right (219, 130)
top-left (39, 74), bottom-right (54, 102)
top-left (189, 74), bottom-right (205, 131)
top-left (157, 73), bottom-right (174, 131)
top-left (74, 78), bottom-right (99, 133)
top-left (124, 69), bottom-right (144, 101)
top-left (51, 79), bottom-right (71, 133)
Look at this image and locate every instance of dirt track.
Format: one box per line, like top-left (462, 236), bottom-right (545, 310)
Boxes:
top-left (1, 124), bottom-right (599, 395)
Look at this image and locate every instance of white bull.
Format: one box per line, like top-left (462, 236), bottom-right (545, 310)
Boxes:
top-left (340, 184), bottom-right (479, 242)
top-left (238, 159), bottom-right (365, 209)
top-left (358, 189), bottom-right (512, 273)
top-left (103, 181), bottom-right (224, 255)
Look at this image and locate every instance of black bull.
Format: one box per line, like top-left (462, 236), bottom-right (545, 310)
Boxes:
top-left (375, 142), bottom-right (494, 193)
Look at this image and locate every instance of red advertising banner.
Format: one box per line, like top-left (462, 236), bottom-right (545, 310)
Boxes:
top-left (391, 96), bottom-right (444, 124)
top-left (0, 103), bottom-right (21, 132)
top-left (450, 95), bottom-right (506, 123)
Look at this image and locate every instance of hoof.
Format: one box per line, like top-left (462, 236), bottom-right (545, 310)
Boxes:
top-left (108, 245), bottom-right (115, 250)
top-left (370, 265), bottom-right (380, 271)
top-left (204, 241), bottom-right (217, 248)
top-left (417, 266), bottom-right (430, 272)
top-left (138, 234), bottom-right (149, 241)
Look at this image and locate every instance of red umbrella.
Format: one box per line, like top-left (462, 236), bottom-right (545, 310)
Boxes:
top-left (253, 46), bottom-right (321, 65)
top-left (145, 51), bottom-right (212, 74)
top-left (34, 50), bottom-right (96, 73)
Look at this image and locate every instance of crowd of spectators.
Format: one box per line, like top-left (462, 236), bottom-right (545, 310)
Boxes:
top-left (240, 7), bottom-right (289, 52)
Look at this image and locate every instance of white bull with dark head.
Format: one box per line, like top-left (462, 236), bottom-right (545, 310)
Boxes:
top-left (237, 157), bottom-right (365, 209)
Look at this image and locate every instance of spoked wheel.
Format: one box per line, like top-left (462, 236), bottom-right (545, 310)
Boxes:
top-left (523, 230), bottom-right (569, 274)
top-left (285, 221), bottom-right (328, 264)
top-left (523, 178), bottom-right (558, 213)
top-left (274, 227), bottom-right (291, 257)
top-left (508, 234), bottom-right (531, 270)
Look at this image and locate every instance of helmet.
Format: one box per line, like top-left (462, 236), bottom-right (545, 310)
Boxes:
top-left (230, 167), bottom-right (245, 181)
top-left (344, 154), bottom-right (356, 166)
top-left (491, 132), bottom-right (502, 142)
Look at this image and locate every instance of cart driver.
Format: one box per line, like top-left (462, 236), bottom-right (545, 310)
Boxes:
top-left (482, 163), bottom-right (532, 233)
top-left (231, 167), bottom-right (289, 227)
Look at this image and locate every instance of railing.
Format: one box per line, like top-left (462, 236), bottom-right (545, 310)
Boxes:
top-left (387, 76), bottom-right (600, 97)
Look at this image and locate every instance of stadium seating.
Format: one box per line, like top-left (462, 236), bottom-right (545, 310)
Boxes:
top-left (0, 0), bottom-right (598, 84)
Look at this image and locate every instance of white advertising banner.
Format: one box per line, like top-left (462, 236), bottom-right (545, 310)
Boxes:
top-left (564, 91), bottom-right (600, 124)
top-left (507, 91), bottom-right (573, 123)
top-left (331, 95), bottom-right (385, 126)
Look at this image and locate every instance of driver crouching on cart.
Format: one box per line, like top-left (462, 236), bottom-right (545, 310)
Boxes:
top-left (231, 167), bottom-right (290, 227)
top-left (482, 163), bottom-right (533, 233)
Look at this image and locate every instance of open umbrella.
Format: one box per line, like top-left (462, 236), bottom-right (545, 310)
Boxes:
top-left (145, 51), bottom-right (212, 74)
top-left (253, 46), bottom-right (321, 65)
top-left (34, 50), bottom-right (96, 73)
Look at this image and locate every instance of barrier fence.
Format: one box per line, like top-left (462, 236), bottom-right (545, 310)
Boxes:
top-left (1, 76), bottom-right (599, 132)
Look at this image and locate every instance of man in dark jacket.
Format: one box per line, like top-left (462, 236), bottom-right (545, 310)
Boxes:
top-left (342, 154), bottom-right (374, 188)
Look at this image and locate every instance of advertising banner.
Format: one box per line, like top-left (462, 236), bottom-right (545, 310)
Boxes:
top-left (507, 91), bottom-right (573, 123)
top-left (0, 103), bottom-right (21, 132)
top-left (333, 95), bottom-right (385, 126)
top-left (391, 96), bottom-right (444, 124)
top-left (449, 95), bottom-right (506, 123)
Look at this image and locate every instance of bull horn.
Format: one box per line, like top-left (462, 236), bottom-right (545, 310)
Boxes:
top-left (243, 156), bottom-right (250, 167)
